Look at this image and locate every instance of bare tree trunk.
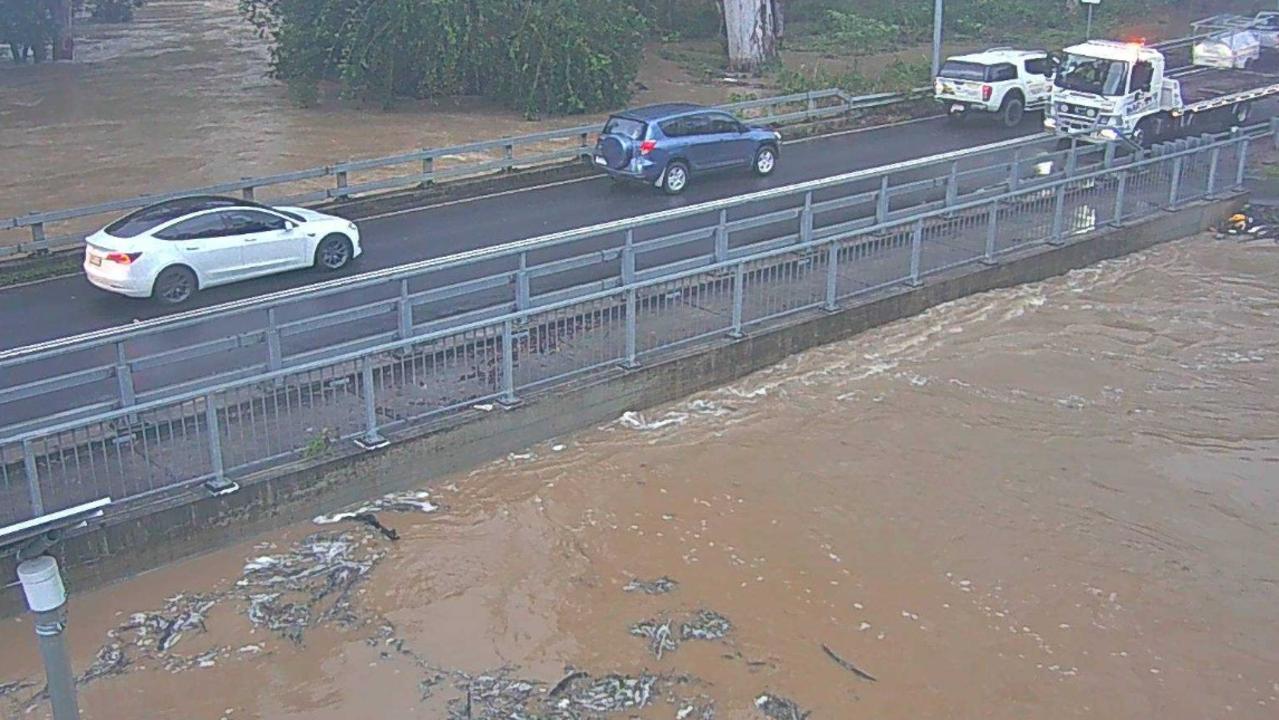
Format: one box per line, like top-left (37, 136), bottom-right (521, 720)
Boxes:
top-left (721, 0), bottom-right (777, 74)
top-left (772, 0), bottom-right (784, 49)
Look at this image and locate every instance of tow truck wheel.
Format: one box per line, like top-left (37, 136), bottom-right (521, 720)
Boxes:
top-left (1233, 103), bottom-right (1251, 127)
top-left (999, 95), bottom-right (1025, 128)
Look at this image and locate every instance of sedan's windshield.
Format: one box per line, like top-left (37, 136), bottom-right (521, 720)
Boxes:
top-left (1054, 54), bottom-right (1129, 96)
top-left (938, 61), bottom-right (988, 81)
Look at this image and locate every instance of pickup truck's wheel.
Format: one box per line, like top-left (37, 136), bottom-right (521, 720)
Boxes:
top-left (1132, 117), bottom-right (1158, 148)
top-left (1000, 95), bottom-right (1025, 128)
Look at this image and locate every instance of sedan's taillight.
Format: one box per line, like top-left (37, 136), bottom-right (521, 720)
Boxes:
top-left (105, 252), bottom-right (142, 265)
top-left (639, 140), bottom-right (657, 155)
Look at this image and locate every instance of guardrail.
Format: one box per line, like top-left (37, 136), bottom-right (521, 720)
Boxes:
top-left (0, 29), bottom-right (1205, 262)
top-left (0, 122), bottom-right (1263, 528)
top-left (0, 87), bottom-right (928, 260)
top-left (1, 131), bottom-right (1097, 434)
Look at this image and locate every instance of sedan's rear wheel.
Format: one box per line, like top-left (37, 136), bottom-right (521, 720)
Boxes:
top-left (315, 234), bottom-right (353, 271)
top-left (153, 266), bottom-right (197, 306)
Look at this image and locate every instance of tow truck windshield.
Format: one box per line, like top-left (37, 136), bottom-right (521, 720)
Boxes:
top-left (1055, 54), bottom-right (1129, 96)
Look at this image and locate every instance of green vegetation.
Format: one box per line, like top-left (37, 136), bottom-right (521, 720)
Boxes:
top-left (776, 57), bottom-right (932, 95)
top-left (240, 0), bottom-right (647, 117)
top-left (1, 0), bottom-right (58, 62)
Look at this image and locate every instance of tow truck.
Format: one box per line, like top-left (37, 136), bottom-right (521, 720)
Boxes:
top-left (1045, 30), bottom-right (1279, 146)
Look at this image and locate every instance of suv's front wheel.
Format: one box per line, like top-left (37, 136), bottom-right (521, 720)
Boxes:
top-left (753, 145), bottom-right (778, 177)
top-left (662, 161), bottom-right (689, 195)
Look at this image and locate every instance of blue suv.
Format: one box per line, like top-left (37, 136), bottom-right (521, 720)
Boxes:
top-left (592, 103), bottom-right (782, 195)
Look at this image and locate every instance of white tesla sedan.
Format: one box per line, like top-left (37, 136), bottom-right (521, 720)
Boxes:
top-left (83, 196), bottom-right (363, 305)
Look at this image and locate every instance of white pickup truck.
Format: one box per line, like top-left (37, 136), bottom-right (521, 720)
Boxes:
top-left (933, 48), bottom-right (1056, 127)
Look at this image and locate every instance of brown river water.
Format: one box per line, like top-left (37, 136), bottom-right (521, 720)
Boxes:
top-left (1, 233), bottom-right (1277, 719)
top-left (0, 0), bottom-right (728, 222)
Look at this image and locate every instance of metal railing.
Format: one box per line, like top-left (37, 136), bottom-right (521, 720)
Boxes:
top-left (0, 28), bottom-right (1204, 261)
top-left (0, 122), bottom-right (1267, 528)
top-left (1, 131), bottom-right (1108, 434)
top-left (0, 88), bottom-right (927, 260)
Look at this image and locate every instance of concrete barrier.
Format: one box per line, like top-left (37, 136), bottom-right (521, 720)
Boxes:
top-left (0, 193), bottom-right (1244, 617)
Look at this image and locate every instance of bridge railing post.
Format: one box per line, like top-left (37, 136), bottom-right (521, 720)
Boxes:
top-left (1234, 138), bottom-right (1250, 190)
top-left (907, 220), bottom-right (923, 286)
top-left (22, 439), bottom-right (44, 517)
top-left (1111, 172), bottom-right (1128, 227)
top-left (728, 262), bottom-right (745, 338)
top-left (982, 200), bottom-right (999, 266)
top-left (1049, 184), bottom-right (1067, 245)
top-left (499, 319), bottom-right (519, 407)
top-left (823, 239), bottom-right (839, 312)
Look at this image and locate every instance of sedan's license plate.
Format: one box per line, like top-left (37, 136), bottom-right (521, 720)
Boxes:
top-left (89, 255), bottom-right (102, 266)
top-left (594, 155), bottom-right (607, 166)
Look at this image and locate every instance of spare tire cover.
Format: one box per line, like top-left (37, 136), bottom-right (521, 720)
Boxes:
top-left (600, 136), bottom-right (632, 169)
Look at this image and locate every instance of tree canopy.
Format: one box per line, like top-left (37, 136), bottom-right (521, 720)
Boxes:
top-left (239, 0), bottom-right (647, 116)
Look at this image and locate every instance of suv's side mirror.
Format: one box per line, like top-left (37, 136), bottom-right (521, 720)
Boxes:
top-left (284, 220), bottom-right (297, 231)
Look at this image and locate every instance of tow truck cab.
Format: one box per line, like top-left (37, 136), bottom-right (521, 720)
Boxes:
top-left (1044, 41), bottom-right (1169, 144)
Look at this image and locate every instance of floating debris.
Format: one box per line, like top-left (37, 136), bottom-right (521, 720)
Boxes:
top-left (313, 490), bottom-right (438, 525)
top-left (0, 680), bottom-right (34, 699)
top-left (681, 610), bottom-right (732, 641)
top-left (117, 594), bottom-right (216, 653)
top-left (755, 693), bottom-right (811, 720)
top-left (623, 576), bottom-right (679, 595)
top-left (79, 643), bottom-right (129, 683)
top-left (820, 644), bottom-right (877, 682)
top-left (239, 532), bottom-right (382, 642)
top-left (630, 618), bottom-right (679, 659)
top-left (562, 673), bottom-right (657, 714)
top-left (352, 512), bottom-right (399, 541)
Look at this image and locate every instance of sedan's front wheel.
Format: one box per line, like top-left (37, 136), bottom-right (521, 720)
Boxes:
top-left (152, 266), bottom-right (197, 306)
top-left (315, 234), bottom-right (354, 272)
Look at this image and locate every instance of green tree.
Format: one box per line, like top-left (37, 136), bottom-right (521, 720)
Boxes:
top-left (240, 0), bottom-right (646, 116)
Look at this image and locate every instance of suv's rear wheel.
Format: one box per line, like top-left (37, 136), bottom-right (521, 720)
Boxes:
top-left (753, 145), bottom-right (777, 177)
top-left (662, 161), bottom-right (689, 195)
top-left (153, 266), bottom-right (197, 306)
top-left (1000, 95), bottom-right (1025, 128)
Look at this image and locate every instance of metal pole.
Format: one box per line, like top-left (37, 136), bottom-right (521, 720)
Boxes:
top-left (621, 288), bottom-right (639, 369)
top-left (823, 241), bottom-right (839, 312)
top-left (931, 0), bottom-right (944, 80)
top-left (358, 358), bottom-right (385, 448)
top-left (728, 263), bottom-right (745, 339)
top-left (982, 201), bottom-right (999, 266)
top-left (1086, 5), bottom-right (1093, 41)
top-left (1050, 184), bottom-right (1068, 244)
top-left (499, 319), bottom-right (518, 407)
top-left (1112, 171), bottom-right (1128, 226)
top-left (17, 557), bottom-right (81, 720)
top-left (1235, 138), bottom-right (1249, 190)
top-left (908, 220), bottom-right (924, 286)
top-left (1168, 156), bottom-right (1184, 209)
top-left (1206, 147), bottom-right (1220, 200)
top-left (22, 439), bottom-right (44, 517)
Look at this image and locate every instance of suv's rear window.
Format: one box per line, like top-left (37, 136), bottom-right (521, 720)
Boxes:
top-left (603, 116), bottom-right (646, 140)
top-left (938, 61), bottom-right (989, 81)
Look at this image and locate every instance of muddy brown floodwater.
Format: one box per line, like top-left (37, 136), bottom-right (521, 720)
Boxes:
top-left (2, 233), bottom-right (1279, 719)
top-left (0, 0), bottom-right (731, 222)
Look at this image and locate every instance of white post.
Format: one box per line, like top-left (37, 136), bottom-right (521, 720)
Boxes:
top-left (17, 557), bottom-right (80, 720)
top-left (932, 0), bottom-right (944, 79)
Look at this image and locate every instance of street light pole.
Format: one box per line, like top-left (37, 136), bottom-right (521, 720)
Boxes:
top-left (17, 556), bottom-right (81, 720)
top-left (932, 0), bottom-right (944, 79)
